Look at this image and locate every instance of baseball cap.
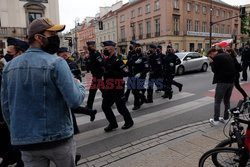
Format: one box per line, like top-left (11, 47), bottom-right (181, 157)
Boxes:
top-left (28, 17), bottom-right (65, 37)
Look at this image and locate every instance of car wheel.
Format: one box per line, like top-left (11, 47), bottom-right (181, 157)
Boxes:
top-left (201, 63), bottom-right (208, 72)
top-left (177, 66), bottom-right (185, 75)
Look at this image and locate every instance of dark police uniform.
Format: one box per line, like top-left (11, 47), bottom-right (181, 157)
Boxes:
top-left (130, 49), bottom-right (149, 110)
top-left (241, 44), bottom-right (250, 81)
top-left (147, 44), bottom-right (163, 103)
top-left (162, 49), bottom-right (181, 99)
top-left (101, 41), bottom-right (134, 132)
top-left (0, 37), bottom-right (26, 167)
top-left (86, 41), bottom-right (104, 109)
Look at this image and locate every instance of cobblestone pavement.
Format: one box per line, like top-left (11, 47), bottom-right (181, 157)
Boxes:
top-left (78, 121), bottom-right (228, 167)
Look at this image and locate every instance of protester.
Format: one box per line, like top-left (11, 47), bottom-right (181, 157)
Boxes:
top-left (1, 17), bottom-right (85, 166)
top-left (0, 37), bottom-right (28, 167)
top-left (225, 48), bottom-right (248, 100)
top-left (207, 48), bottom-right (236, 126)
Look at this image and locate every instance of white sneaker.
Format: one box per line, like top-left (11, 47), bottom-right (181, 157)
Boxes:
top-left (219, 117), bottom-right (229, 124)
top-left (209, 118), bottom-right (219, 126)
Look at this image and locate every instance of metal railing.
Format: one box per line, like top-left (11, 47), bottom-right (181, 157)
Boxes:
top-left (0, 27), bottom-right (27, 38)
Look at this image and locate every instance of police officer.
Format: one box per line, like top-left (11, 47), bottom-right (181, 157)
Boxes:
top-left (157, 45), bottom-right (182, 92)
top-left (147, 44), bottom-right (163, 103)
top-left (162, 45), bottom-right (181, 99)
top-left (0, 37), bottom-right (28, 167)
top-left (85, 41), bottom-right (104, 109)
top-left (130, 41), bottom-right (148, 110)
top-left (101, 41), bottom-right (134, 132)
top-left (241, 42), bottom-right (250, 81)
top-left (124, 41), bottom-right (137, 102)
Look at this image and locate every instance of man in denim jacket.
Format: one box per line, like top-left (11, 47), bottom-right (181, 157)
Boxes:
top-left (1, 18), bottom-right (85, 167)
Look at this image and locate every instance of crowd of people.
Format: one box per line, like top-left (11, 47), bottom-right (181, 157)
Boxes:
top-left (0, 16), bottom-right (249, 167)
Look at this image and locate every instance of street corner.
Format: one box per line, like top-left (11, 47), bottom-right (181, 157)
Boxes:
top-left (204, 82), bottom-right (250, 102)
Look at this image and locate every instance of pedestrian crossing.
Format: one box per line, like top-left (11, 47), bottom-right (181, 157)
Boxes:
top-left (75, 87), bottom-right (214, 148)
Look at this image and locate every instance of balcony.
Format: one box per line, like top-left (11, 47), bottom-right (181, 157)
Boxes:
top-left (120, 38), bottom-right (127, 42)
top-left (138, 34), bottom-right (143, 39)
top-left (0, 27), bottom-right (27, 38)
top-left (174, 31), bottom-right (179, 36)
top-left (155, 32), bottom-right (160, 37)
top-left (146, 33), bottom-right (151, 38)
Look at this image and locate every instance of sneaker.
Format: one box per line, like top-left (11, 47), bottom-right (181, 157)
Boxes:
top-left (209, 118), bottom-right (219, 126)
top-left (219, 117), bottom-right (229, 124)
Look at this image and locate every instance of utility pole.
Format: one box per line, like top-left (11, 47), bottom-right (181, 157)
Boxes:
top-left (209, 0), bottom-right (213, 48)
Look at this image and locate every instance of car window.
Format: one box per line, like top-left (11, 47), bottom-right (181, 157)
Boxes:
top-left (192, 53), bottom-right (202, 59)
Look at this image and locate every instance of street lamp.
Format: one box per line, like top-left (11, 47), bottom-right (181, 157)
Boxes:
top-left (209, 0), bottom-right (213, 48)
top-left (75, 18), bottom-right (80, 54)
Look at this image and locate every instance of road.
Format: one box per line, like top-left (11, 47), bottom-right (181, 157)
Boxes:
top-left (75, 68), bottom-right (250, 159)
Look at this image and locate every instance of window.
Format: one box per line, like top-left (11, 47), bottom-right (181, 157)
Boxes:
top-left (131, 10), bottom-right (136, 18)
top-left (120, 27), bottom-right (125, 41)
top-left (154, 0), bottom-right (160, 11)
top-left (113, 33), bottom-right (115, 41)
top-left (221, 24), bottom-right (225, 33)
top-left (146, 4), bottom-right (151, 13)
top-left (187, 2), bottom-right (191, 12)
top-left (108, 35), bottom-right (110, 40)
top-left (173, 16), bottom-right (180, 35)
top-left (146, 20), bottom-right (151, 38)
top-left (202, 22), bottom-right (207, 32)
top-left (138, 23), bottom-right (143, 39)
top-left (131, 24), bottom-right (136, 40)
top-left (112, 21), bottom-right (114, 27)
top-left (138, 7), bottom-right (143, 16)
top-left (195, 21), bottom-right (199, 32)
top-left (214, 24), bottom-right (219, 33)
top-left (226, 25), bottom-right (230, 34)
top-left (174, 43), bottom-right (179, 51)
top-left (222, 10), bottom-right (225, 18)
top-left (120, 15), bottom-right (125, 22)
top-left (227, 12), bottom-right (230, 18)
top-left (173, 0), bottom-right (179, 9)
top-left (216, 9), bottom-right (219, 17)
top-left (187, 19), bottom-right (192, 31)
top-left (108, 23), bottom-right (110, 29)
top-left (198, 43), bottom-right (202, 49)
top-left (28, 12), bottom-right (42, 23)
top-left (195, 4), bottom-right (199, 13)
top-left (155, 18), bottom-right (160, 37)
top-left (189, 43), bottom-right (195, 52)
top-left (202, 6), bottom-right (207, 14)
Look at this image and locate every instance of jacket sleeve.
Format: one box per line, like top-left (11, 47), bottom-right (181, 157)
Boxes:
top-left (53, 58), bottom-right (85, 108)
top-left (1, 70), bottom-right (10, 126)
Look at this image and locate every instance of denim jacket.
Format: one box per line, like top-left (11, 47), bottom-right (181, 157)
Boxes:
top-left (1, 48), bottom-right (85, 145)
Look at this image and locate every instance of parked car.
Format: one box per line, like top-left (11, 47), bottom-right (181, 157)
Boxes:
top-left (175, 52), bottom-right (209, 75)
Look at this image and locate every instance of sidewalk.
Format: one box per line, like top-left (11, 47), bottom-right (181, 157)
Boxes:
top-left (78, 121), bottom-right (228, 167)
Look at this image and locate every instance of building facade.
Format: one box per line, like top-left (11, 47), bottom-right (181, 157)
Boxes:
top-left (78, 19), bottom-right (96, 53)
top-left (117, 0), bottom-right (240, 52)
top-left (0, 0), bottom-right (60, 54)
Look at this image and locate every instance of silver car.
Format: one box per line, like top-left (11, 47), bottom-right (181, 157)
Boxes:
top-left (175, 52), bottom-right (209, 75)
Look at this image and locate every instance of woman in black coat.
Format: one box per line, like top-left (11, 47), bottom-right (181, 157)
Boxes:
top-left (225, 48), bottom-right (248, 100)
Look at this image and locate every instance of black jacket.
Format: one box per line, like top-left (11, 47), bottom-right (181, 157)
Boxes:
top-left (148, 53), bottom-right (163, 78)
top-left (162, 52), bottom-right (181, 75)
top-left (210, 53), bottom-right (236, 84)
top-left (129, 53), bottom-right (149, 78)
top-left (86, 50), bottom-right (104, 77)
top-left (241, 47), bottom-right (250, 63)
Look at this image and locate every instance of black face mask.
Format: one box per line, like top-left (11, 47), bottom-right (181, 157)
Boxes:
top-left (136, 48), bottom-right (142, 54)
top-left (4, 54), bottom-right (14, 62)
top-left (88, 47), bottom-right (94, 52)
top-left (103, 49), bottom-right (110, 56)
top-left (149, 50), bottom-right (154, 54)
top-left (41, 35), bottom-right (60, 54)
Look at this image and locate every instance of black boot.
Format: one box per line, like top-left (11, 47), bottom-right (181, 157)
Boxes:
top-left (122, 120), bottom-right (134, 130)
top-left (104, 124), bottom-right (118, 132)
top-left (90, 110), bottom-right (97, 122)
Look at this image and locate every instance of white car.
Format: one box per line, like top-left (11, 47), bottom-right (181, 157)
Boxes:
top-left (175, 52), bottom-right (209, 75)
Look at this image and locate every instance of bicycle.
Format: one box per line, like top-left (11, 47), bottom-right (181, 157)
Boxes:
top-left (199, 99), bottom-right (250, 167)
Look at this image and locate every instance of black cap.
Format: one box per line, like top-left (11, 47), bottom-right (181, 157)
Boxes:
top-left (167, 45), bottom-right (172, 49)
top-left (149, 44), bottom-right (157, 49)
top-left (86, 41), bottom-right (96, 46)
top-left (130, 40), bottom-right (141, 46)
top-left (157, 45), bottom-right (162, 49)
top-left (57, 47), bottom-right (69, 53)
top-left (7, 37), bottom-right (29, 51)
top-left (102, 41), bottom-right (116, 47)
